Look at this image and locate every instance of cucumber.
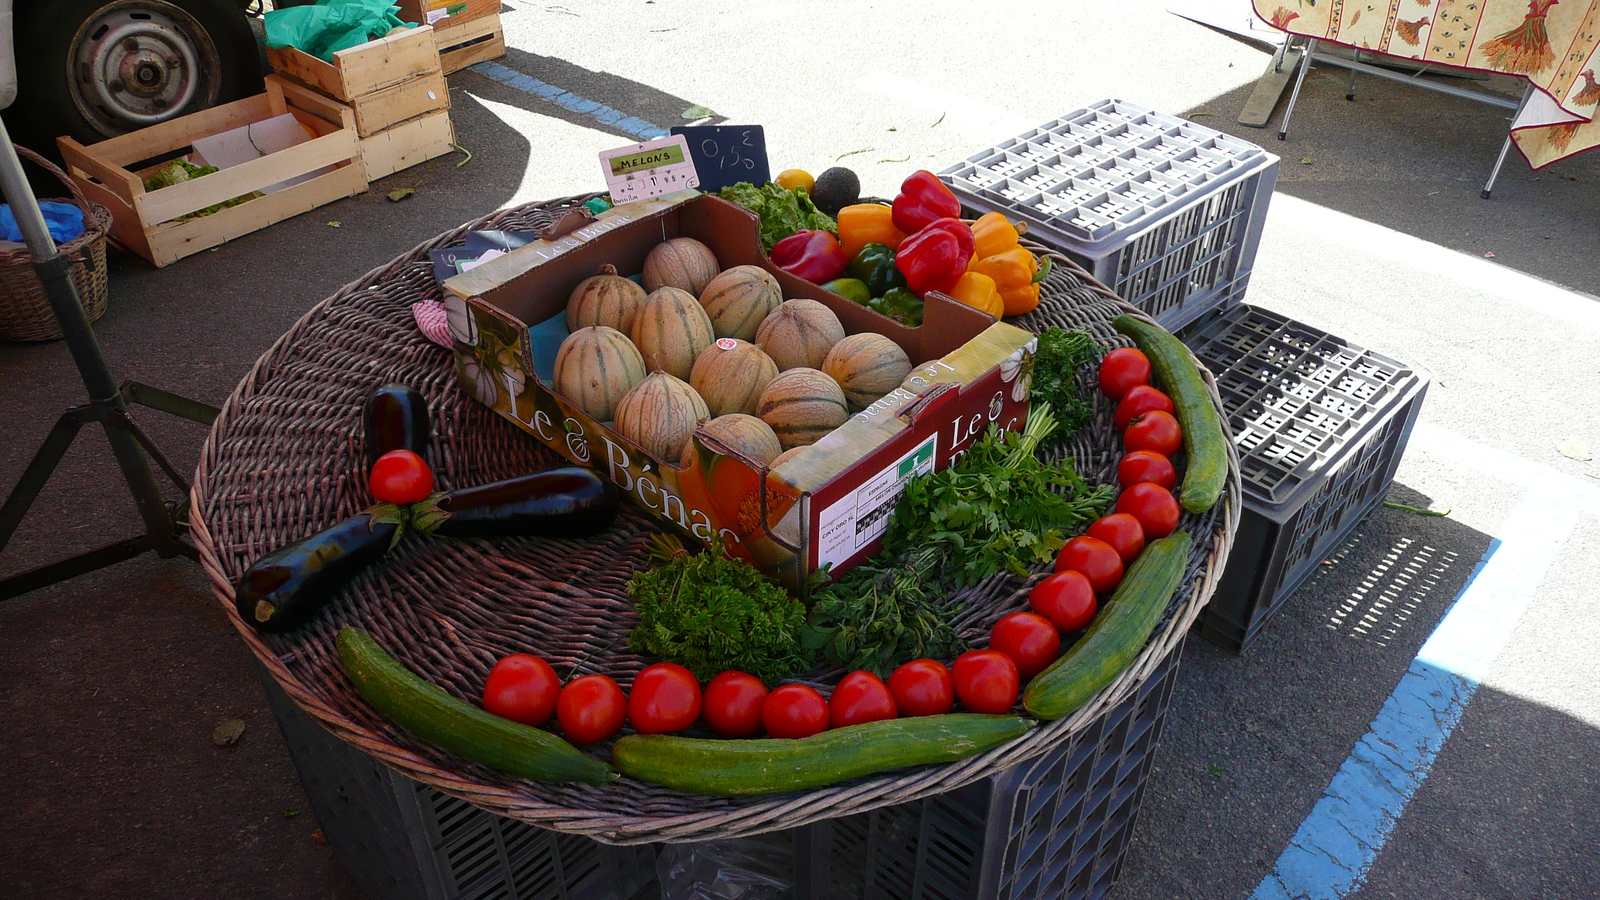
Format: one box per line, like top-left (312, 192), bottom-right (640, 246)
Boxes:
top-left (1023, 532), bottom-right (1191, 720)
top-left (1112, 316), bottom-right (1228, 514)
top-left (612, 713), bottom-right (1032, 796)
top-left (337, 627), bottom-right (616, 785)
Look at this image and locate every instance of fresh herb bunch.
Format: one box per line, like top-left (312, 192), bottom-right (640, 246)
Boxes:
top-left (628, 541), bottom-right (813, 683)
top-left (718, 182), bottom-right (836, 252)
top-left (1028, 328), bottom-right (1098, 444)
top-left (802, 404), bottom-right (1110, 675)
top-left (801, 545), bottom-right (967, 677)
top-left (885, 404), bottom-right (1110, 587)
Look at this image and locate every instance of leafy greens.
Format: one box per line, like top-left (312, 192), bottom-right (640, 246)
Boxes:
top-left (718, 182), bottom-right (836, 252)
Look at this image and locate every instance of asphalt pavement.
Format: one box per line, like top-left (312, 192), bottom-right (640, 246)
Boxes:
top-left (1, 2), bottom-right (1596, 898)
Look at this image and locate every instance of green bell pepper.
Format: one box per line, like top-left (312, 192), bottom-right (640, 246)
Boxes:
top-left (822, 277), bottom-right (872, 305)
top-left (848, 243), bottom-right (908, 297)
top-left (868, 287), bottom-right (924, 327)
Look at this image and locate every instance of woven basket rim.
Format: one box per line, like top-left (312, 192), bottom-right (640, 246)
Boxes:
top-left (0, 145), bottom-right (111, 265)
top-left (188, 194), bottom-right (1241, 844)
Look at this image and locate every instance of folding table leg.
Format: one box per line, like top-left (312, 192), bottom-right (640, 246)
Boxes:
top-left (1279, 38), bottom-right (1319, 141)
top-left (1347, 51), bottom-right (1360, 100)
top-left (1482, 83), bottom-right (1535, 199)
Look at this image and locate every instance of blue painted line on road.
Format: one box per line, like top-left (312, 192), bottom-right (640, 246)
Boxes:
top-left (1252, 486), bottom-right (1580, 900)
top-left (469, 61), bottom-right (669, 140)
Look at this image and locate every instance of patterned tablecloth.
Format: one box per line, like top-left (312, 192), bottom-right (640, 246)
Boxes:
top-left (1256, 0), bottom-right (1600, 167)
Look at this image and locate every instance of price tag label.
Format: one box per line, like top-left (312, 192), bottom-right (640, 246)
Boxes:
top-left (599, 135), bottom-right (701, 205)
top-left (669, 125), bottom-right (769, 193)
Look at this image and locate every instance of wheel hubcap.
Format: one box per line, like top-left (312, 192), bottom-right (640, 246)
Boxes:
top-left (70, 2), bottom-right (222, 136)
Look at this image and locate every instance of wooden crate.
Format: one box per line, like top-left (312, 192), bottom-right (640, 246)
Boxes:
top-left (266, 25), bottom-right (441, 102)
top-left (435, 12), bottom-right (505, 75)
top-left (361, 109), bottom-right (456, 180)
top-left (57, 76), bottom-right (367, 268)
top-left (395, 0), bottom-right (499, 28)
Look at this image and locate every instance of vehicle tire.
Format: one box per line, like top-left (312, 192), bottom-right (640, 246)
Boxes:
top-left (9, 0), bottom-right (263, 154)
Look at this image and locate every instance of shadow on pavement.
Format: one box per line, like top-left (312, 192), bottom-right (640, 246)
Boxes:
top-left (0, 87), bottom-right (533, 900)
top-left (1178, 68), bottom-right (1600, 297)
top-left (1111, 483), bottom-right (1598, 899)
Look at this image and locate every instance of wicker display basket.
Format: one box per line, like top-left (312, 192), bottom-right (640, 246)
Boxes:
top-left (190, 195), bottom-right (1240, 845)
top-left (0, 146), bottom-right (112, 342)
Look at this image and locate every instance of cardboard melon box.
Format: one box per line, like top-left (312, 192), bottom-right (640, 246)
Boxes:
top-left (442, 191), bottom-right (1038, 595)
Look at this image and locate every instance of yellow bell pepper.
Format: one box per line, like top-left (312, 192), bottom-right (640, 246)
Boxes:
top-left (946, 271), bottom-right (1004, 318)
top-left (970, 246), bottom-right (1040, 316)
top-left (836, 204), bottom-right (906, 261)
top-left (966, 214), bottom-right (1042, 316)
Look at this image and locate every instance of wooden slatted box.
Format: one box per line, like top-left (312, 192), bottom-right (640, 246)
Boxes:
top-left (57, 75), bottom-right (366, 268)
top-left (434, 12), bottom-right (505, 74)
top-left (267, 26), bottom-right (455, 180)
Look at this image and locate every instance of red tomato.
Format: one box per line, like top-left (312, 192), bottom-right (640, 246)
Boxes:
top-left (1116, 482), bottom-right (1181, 538)
top-left (556, 674), bottom-right (626, 744)
top-left (1054, 535), bottom-right (1125, 594)
top-left (481, 653), bottom-right (560, 727)
top-left (1124, 410), bottom-right (1182, 457)
top-left (989, 612), bottom-right (1061, 679)
top-left (763, 685), bottom-right (829, 739)
top-left (951, 650), bottom-right (1020, 714)
top-left (1118, 450), bottom-right (1177, 490)
top-left (369, 449), bottom-right (434, 504)
top-left (829, 671), bottom-right (898, 728)
top-left (1098, 347), bottom-right (1151, 400)
top-left (1114, 385), bottom-right (1176, 431)
top-left (1029, 571), bottom-right (1099, 633)
top-left (702, 671), bottom-right (768, 738)
top-left (1087, 513), bottom-right (1146, 565)
top-left (627, 662), bottom-right (702, 735)
top-left (888, 659), bottom-right (955, 717)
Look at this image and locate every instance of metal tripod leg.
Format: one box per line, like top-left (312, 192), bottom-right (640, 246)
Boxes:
top-left (1280, 38), bottom-right (1319, 141)
top-left (0, 116), bottom-right (215, 600)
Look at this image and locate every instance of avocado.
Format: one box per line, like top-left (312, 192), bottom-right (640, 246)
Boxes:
top-left (810, 167), bottom-right (860, 216)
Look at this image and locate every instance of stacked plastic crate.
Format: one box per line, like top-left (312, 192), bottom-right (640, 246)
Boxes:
top-left (1182, 305), bottom-right (1429, 652)
top-left (939, 99), bottom-right (1279, 332)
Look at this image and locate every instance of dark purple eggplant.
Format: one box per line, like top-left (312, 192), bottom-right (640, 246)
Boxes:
top-left (235, 514), bottom-right (398, 633)
top-left (363, 384), bottom-right (430, 467)
top-left (426, 467), bottom-right (619, 539)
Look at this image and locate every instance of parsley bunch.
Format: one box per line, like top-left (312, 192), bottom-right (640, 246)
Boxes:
top-left (628, 543), bottom-right (812, 683)
top-left (1028, 328), bottom-right (1098, 445)
top-left (802, 405), bottom-right (1111, 675)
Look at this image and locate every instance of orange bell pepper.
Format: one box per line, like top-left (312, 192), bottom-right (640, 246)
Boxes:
top-left (946, 271), bottom-right (1004, 318)
top-left (970, 212), bottom-right (1021, 260)
top-left (836, 204), bottom-right (906, 261)
top-left (970, 246), bottom-right (1040, 316)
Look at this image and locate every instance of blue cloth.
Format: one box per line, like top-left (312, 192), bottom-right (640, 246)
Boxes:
top-left (1, 201), bottom-right (87, 243)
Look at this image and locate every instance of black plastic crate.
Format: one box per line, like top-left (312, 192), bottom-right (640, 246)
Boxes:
top-left (791, 640), bottom-right (1184, 900)
top-left (1182, 304), bottom-right (1430, 653)
top-left (260, 671), bottom-right (656, 900)
top-left (941, 99), bottom-right (1278, 332)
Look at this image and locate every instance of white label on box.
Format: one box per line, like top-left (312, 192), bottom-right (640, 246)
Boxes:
top-left (816, 433), bottom-right (937, 571)
top-left (598, 135), bottom-right (700, 204)
top-left (425, 9), bottom-right (448, 23)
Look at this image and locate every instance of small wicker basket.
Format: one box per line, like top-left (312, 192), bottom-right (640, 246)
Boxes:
top-left (0, 145), bottom-right (113, 342)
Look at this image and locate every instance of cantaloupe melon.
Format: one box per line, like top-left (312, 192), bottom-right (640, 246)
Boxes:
top-left (552, 326), bottom-right (646, 421)
top-left (757, 367), bottom-right (849, 449)
top-left (822, 333), bottom-right (912, 410)
top-left (643, 238), bottom-right (720, 294)
top-left (614, 372), bottom-right (709, 462)
top-left (699, 265), bottom-right (781, 341)
top-left (690, 338), bottom-right (779, 417)
top-left (756, 299), bottom-right (845, 371)
top-left (632, 287), bottom-right (716, 381)
top-left (566, 264), bottom-right (647, 334)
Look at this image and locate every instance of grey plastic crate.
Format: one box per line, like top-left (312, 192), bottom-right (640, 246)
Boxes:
top-left (792, 638), bottom-right (1183, 900)
top-left (940, 99), bottom-right (1279, 331)
top-left (1182, 304), bottom-right (1429, 653)
top-left (260, 671), bottom-right (656, 900)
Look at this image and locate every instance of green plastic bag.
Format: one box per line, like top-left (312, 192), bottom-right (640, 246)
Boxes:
top-left (263, 0), bottom-right (414, 62)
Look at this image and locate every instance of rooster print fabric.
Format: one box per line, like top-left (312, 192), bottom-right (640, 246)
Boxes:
top-left (1255, 0), bottom-right (1600, 167)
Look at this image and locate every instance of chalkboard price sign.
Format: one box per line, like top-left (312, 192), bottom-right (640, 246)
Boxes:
top-left (670, 125), bottom-right (770, 193)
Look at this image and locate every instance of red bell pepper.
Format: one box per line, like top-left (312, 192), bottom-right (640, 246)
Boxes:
top-left (895, 219), bottom-right (974, 297)
top-left (891, 170), bottom-right (962, 234)
top-left (770, 230), bottom-right (848, 284)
